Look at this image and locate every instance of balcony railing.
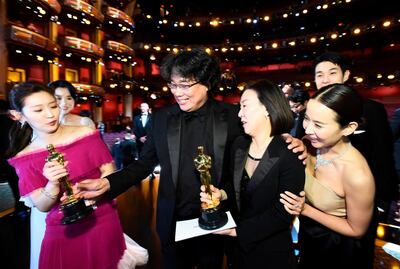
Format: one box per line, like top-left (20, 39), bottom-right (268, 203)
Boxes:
top-left (63, 0), bottom-right (104, 24)
top-left (6, 25), bottom-right (61, 56)
top-left (105, 40), bottom-right (134, 57)
top-left (35, 0), bottom-right (62, 14)
top-left (72, 83), bottom-right (105, 96)
top-left (105, 7), bottom-right (134, 29)
top-left (63, 36), bottom-right (104, 58)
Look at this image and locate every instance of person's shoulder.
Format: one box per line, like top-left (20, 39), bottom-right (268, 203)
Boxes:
top-left (343, 147), bottom-right (374, 187)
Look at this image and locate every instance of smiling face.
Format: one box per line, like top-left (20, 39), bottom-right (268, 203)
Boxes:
top-left (54, 87), bottom-right (75, 115)
top-left (238, 89), bottom-right (270, 137)
top-left (20, 91), bottom-right (60, 135)
top-left (303, 99), bottom-right (346, 148)
top-left (169, 72), bottom-right (208, 112)
top-left (314, 61), bottom-right (350, 90)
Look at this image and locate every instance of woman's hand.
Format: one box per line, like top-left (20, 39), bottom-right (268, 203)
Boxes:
top-left (280, 191), bottom-right (306, 216)
top-left (282, 134), bottom-right (308, 164)
top-left (42, 161), bottom-right (68, 185)
top-left (200, 184), bottom-right (222, 205)
top-left (213, 228), bottom-right (237, 237)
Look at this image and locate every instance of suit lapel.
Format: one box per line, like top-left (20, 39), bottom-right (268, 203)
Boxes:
top-left (247, 151), bottom-right (279, 192)
top-left (212, 102), bottom-right (228, 185)
top-left (167, 106), bottom-right (181, 187)
top-left (233, 146), bottom-right (247, 211)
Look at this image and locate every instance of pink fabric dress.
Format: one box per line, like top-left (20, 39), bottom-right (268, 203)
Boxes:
top-left (9, 132), bottom-right (134, 269)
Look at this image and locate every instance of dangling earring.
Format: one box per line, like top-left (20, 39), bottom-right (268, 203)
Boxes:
top-left (265, 112), bottom-right (269, 118)
top-left (20, 121), bottom-right (26, 129)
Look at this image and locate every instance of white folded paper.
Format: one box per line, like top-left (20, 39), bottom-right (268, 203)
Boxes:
top-left (175, 211), bottom-right (236, 242)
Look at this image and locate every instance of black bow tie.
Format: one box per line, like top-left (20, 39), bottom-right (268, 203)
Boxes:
top-left (183, 110), bottom-right (206, 122)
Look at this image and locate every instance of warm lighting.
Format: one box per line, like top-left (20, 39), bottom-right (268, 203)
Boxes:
top-left (310, 37), bottom-right (317, 43)
top-left (146, 14), bottom-right (152, 19)
top-left (355, 77), bottom-right (363, 83)
top-left (230, 20), bottom-right (235, 25)
top-left (173, 48), bottom-right (179, 53)
top-left (149, 54), bottom-right (156, 60)
top-left (330, 33), bottom-right (338, 39)
top-left (154, 46), bottom-right (161, 51)
top-left (219, 87), bottom-right (224, 91)
top-left (376, 225), bottom-right (385, 238)
top-left (377, 74), bottom-right (383, 79)
top-left (322, 4), bottom-right (329, 9)
top-left (210, 20), bottom-right (219, 27)
top-left (289, 41), bottom-right (296, 46)
top-left (388, 74), bottom-right (395, 79)
top-left (263, 16), bottom-right (270, 21)
top-left (163, 19), bottom-right (168, 24)
top-left (195, 22), bottom-right (201, 27)
top-left (353, 28), bottom-right (361, 34)
top-left (125, 85), bottom-right (131, 89)
top-left (272, 42), bottom-right (278, 48)
top-left (179, 21), bottom-right (185, 27)
top-left (150, 93), bottom-right (157, 99)
top-left (205, 48), bottom-right (212, 54)
top-left (237, 46), bottom-right (243, 51)
top-left (255, 45), bottom-right (262, 50)
top-left (144, 44), bottom-right (150, 50)
top-left (162, 86), bottom-right (168, 92)
top-left (143, 86), bottom-right (149, 91)
top-left (246, 18), bottom-right (252, 23)
top-left (383, 20), bottom-right (391, 27)
top-left (282, 13), bottom-right (288, 18)
top-left (302, 9), bottom-right (308, 14)
top-left (221, 47), bottom-right (228, 53)
top-left (305, 82), bottom-right (311, 87)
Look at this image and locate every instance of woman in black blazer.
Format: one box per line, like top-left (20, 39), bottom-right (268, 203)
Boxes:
top-left (201, 80), bottom-right (305, 268)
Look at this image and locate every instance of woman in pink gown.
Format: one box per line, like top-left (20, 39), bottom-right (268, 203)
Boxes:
top-left (7, 82), bottom-right (147, 269)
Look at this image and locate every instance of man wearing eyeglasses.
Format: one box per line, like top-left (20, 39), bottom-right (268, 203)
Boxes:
top-left (76, 48), bottom-right (306, 269)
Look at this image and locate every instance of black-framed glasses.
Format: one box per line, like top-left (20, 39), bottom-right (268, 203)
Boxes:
top-left (167, 81), bottom-right (200, 91)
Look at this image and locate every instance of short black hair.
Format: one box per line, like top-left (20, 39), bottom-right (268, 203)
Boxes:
top-left (245, 79), bottom-right (294, 135)
top-left (314, 51), bottom-right (351, 75)
top-left (313, 83), bottom-right (363, 128)
top-left (288, 88), bottom-right (310, 104)
top-left (160, 48), bottom-right (221, 91)
top-left (47, 80), bottom-right (77, 101)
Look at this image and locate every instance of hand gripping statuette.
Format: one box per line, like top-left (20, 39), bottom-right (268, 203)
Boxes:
top-left (46, 144), bottom-right (92, 224)
top-left (194, 146), bottom-right (228, 230)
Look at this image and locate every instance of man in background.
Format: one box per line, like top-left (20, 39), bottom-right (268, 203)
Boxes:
top-left (134, 102), bottom-right (152, 157)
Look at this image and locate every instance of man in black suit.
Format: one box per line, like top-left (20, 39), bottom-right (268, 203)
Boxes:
top-left (288, 88), bottom-right (309, 139)
top-left (76, 49), bottom-right (305, 269)
top-left (133, 102), bottom-right (151, 156)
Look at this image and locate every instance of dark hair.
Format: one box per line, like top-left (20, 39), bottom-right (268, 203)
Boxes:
top-left (245, 80), bottom-right (294, 135)
top-left (313, 51), bottom-right (351, 75)
top-left (160, 48), bottom-right (221, 91)
top-left (288, 88), bottom-right (310, 104)
top-left (7, 82), bottom-right (54, 157)
top-left (47, 80), bottom-right (77, 101)
top-left (312, 83), bottom-right (363, 128)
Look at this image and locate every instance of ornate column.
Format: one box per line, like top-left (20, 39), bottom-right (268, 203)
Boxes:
top-left (49, 21), bottom-right (59, 82)
top-left (123, 93), bottom-right (133, 119)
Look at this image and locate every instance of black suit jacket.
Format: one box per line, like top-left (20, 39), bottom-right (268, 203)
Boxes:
top-left (107, 98), bottom-right (243, 246)
top-left (290, 110), bottom-right (306, 139)
top-left (351, 98), bottom-right (398, 207)
top-left (229, 135), bottom-right (305, 268)
top-left (134, 113), bottom-right (151, 139)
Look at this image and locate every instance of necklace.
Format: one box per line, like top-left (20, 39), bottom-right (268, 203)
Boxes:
top-left (248, 153), bottom-right (262, 161)
top-left (315, 143), bottom-right (351, 170)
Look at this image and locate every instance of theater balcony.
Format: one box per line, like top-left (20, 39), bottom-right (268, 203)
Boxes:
top-left (5, 24), bottom-right (61, 57)
top-left (62, 36), bottom-right (104, 60)
top-left (10, 0), bottom-right (61, 19)
top-left (104, 7), bottom-right (135, 34)
top-left (61, 0), bottom-right (104, 26)
top-left (104, 40), bottom-right (135, 62)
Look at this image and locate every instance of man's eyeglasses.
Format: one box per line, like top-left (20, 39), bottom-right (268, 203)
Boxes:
top-left (167, 81), bottom-right (200, 91)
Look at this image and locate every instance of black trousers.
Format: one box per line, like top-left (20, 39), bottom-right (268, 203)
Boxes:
top-left (162, 233), bottom-right (225, 269)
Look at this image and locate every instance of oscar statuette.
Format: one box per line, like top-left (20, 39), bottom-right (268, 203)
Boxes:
top-left (46, 144), bottom-right (92, 224)
top-left (194, 146), bottom-right (228, 230)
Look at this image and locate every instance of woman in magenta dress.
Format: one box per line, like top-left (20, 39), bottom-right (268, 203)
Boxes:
top-left (7, 82), bottom-right (147, 269)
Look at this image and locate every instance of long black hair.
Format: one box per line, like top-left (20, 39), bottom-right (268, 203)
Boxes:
top-left (6, 82), bottom-right (54, 158)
